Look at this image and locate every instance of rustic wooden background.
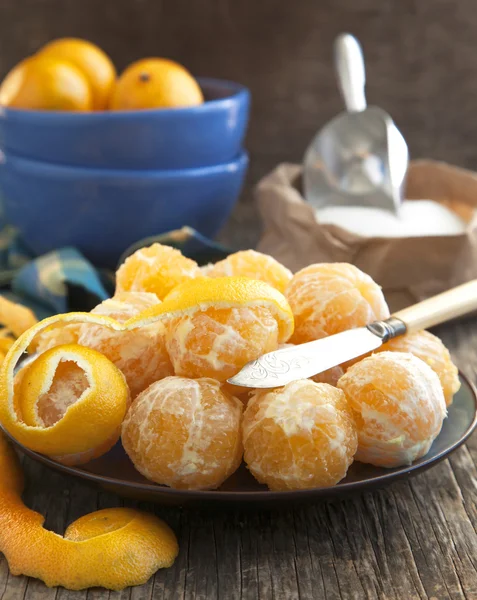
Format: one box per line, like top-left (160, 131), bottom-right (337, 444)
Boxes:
top-left (1, 0), bottom-right (476, 247)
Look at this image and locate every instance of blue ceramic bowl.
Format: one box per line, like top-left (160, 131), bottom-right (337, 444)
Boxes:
top-left (0, 151), bottom-right (248, 267)
top-left (0, 78), bottom-right (250, 170)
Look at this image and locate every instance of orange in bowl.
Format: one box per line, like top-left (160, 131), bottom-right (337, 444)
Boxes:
top-left (38, 38), bottom-right (116, 110)
top-left (110, 58), bottom-right (203, 110)
top-left (0, 55), bottom-right (92, 111)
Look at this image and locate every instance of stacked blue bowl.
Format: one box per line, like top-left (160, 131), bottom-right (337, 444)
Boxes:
top-left (0, 78), bottom-right (250, 267)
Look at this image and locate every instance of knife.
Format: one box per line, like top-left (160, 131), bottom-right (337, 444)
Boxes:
top-left (227, 279), bottom-right (477, 389)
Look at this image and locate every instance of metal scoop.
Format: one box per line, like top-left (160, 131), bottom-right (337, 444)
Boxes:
top-left (303, 33), bottom-right (408, 214)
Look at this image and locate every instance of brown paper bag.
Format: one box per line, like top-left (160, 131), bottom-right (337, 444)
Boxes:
top-left (256, 160), bottom-right (477, 311)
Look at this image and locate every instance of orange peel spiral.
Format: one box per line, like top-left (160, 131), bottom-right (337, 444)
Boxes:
top-left (0, 431), bottom-right (178, 590)
top-left (0, 312), bottom-right (130, 464)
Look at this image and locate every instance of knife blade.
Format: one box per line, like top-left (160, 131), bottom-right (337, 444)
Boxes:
top-left (228, 278), bottom-right (477, 389)
top-left (227, 318), bottom-right (406, 389)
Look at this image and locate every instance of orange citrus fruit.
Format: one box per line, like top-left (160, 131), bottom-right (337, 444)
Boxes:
top-left (110, 58), bottom-right (203, 110)
top-left (38, 38), bottom-right (116, 110)
top-left (207, 250), bottom-right (293, 293)
top-left (243, 380), bottom-right (357, 490)
top-left (376, 330), bottom-right (460, 407)
top-left (122, 376), bottom-right (243, 490)
top-left (0, 431), bottom-right (178, 590)
top-left (10, 343), bottom-right (129, 465)
top-left (78, 291), bottom-right (173, 398)
top-left (285, 263), bottom-right (389, 344)
top-left (116, 243), bottom-right (202, 300)
top-left (338, 351), bottom-right (447, 467)
top-left (143, 276), bottom-right (294, 381)
top-left (0, 55), bottom-right (92, 111)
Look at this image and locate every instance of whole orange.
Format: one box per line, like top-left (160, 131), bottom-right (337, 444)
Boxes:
top-left (110, 58), bottom-right (204, 110)
top-left (0, 55), bottom-right (91, 111)
top-left (38, 38), bottom-right (116, 110)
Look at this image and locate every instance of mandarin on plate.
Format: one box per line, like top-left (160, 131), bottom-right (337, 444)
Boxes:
top-left (122, 376), bottom-right (243, 490)
top-left (338, 351), bottom-right (447, 468)
top-left (207, 250), bottom-right (292, 293)
top-left (285, 263), bottom-right (389, 344)
top-left (377, 330), bottom-right (460, 406)
top-left (243, 380), bottom-right (357, 490)
top-left (78, 291), bottom-right (173, 398)
top-left (116, 243), bottom-right (202, 300)
top-left (160, 277), bottom-right (294, 382)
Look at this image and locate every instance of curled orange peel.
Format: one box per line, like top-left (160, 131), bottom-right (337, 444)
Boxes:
top-left (0, 313), bottom-right (130, 461)
top-left (0, 431), bottom-right (179, 590)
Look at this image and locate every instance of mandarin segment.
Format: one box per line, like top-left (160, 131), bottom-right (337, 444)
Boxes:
top-left (122, 376), bottom-right (243, 490)
top-left (338, 352), bottom-right (446, 467)
top-left (0, 432), bottom-right (178, 590)
top-left (285, 263), bottom-right (389, 344)
top-left (115, 243), bottom-right (202, 300)
top-left (243, 380), bottom-right (357, 490)
top-left (208, 250), bottom-right (292, 293)
top-left (78, 291), bottom-right (173, 397)
top-left (377, 330), bottom-right (460, 407)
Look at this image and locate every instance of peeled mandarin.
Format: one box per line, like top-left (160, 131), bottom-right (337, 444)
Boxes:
top-left (165, 305), bottom-right (280, 381)
top-left (377, 330), bottom-right (460, 407)
top-left (122, 376), bottom-right (243, 490)
top-left (285, 263), bottom-right (389, 344)
top-left (208, 250), bottom-right (292, 293)
top-left (39, 38), bottom-right (116, 110)
top-left (78, 291), bottom-right (173, 398)
top-left (115, 243), bottom-right (202, 300)
top-left (0, 432), bottom-right (178, 590)
top-left (338, 351), bottom-right (447, 468)
top-left (146, 276), bottom-right (294, 382)
top-left (129, 277), bottom-right (293, 382)
top-left (243, 380), bottom-right (357, 490)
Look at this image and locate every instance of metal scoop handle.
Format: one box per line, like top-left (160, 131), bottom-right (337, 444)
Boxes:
top-left (334, 33), bottom-right (367, 113)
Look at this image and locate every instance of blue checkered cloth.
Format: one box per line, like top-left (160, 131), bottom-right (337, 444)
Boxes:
top-left (0, 226), bottom-right (230, 319)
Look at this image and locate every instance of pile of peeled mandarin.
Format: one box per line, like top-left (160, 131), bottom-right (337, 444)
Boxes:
top-left (0, 244), bottom-right (459, 492)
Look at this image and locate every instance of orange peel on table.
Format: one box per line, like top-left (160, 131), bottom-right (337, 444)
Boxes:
top-left (0, 431), bottom-right (178, 590)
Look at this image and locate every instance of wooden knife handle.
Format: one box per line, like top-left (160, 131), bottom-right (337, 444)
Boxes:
top-left (392, 279), bottom-right (477, 333)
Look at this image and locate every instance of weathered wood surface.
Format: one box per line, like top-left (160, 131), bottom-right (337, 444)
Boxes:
top-left (0, 319), bottom-right (475, 600)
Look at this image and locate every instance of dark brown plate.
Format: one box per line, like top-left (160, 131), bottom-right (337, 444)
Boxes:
top-left (4, 373), bottom-right (477, 508)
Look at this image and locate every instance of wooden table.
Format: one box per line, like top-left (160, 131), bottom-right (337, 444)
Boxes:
top-left (1, 318), bottom-right (477, 600)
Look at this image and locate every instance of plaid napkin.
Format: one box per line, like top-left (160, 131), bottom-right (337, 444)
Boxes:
top-left (0, 226), bottom-right (231, 319)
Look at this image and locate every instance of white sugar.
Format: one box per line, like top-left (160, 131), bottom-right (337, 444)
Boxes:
top-left (315, 200), bottom-right (468, 238)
